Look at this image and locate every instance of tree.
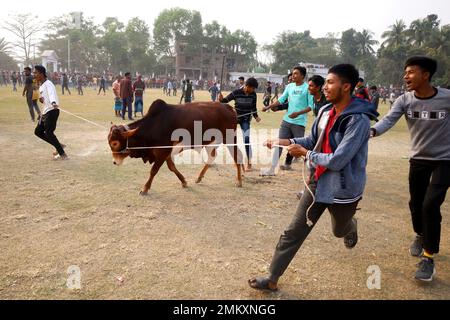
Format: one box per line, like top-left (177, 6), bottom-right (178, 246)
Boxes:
top-left (99, 17), bottom-right (129, 72)
top-left (268, 30), bottom-right (317, 74)
top-left (125, 17), bottom-right (157, 73)
top-left (2, 14), bottom-right (42, 65)
top-left (339, 29), bottom-right (359, 63)
top-left (153, 8), bottom-right (202, 57)
top-left (0, 37), bottom-right (10, 54)
top-left (381, 20), bottom-right (408, 48)
top-left (356, 29), bottom-right (378, 56)
top-left (40, 13), bottom-right (100, 72)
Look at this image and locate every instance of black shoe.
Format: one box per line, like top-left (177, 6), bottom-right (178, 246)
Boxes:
top-left (280, 164), bottom-right (292, 171)
top-left (415, 258), bottom-right (436, 282)
top-left (409, 235), bottom-right (424, 257)
top-left (344, 219), bottom-right (358, 249)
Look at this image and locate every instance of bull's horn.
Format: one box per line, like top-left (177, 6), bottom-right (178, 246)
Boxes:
top-left (121, 127), bottom-right (139, 138)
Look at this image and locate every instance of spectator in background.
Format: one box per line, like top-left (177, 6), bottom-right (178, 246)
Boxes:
top-left (179, 80), bottom-right (186, 104)
top-left (209, 82), bottom-right (219, 102)
top-left (77, 75), bottom-right (84, 95)
top-left (369, 85), bottom-right (380, 111)
top-left (133, 75), bottom-right (145, 118)
top-left (238, 76), bottom-right (245, 89)
top-left (61, 73), bottom-right (71, 95)
top-left (167, 80), bottom-right (173, 96)
top-left (184, 79), bottom-right (194, 103)
top-left (120, 72), bottom-right (134, 120)
top-left (389, 91), bottom-right (396, 108)
top-left (354, 78), bottom-right (370, 102)
top-left (272, 83), bottom-right (280, 103)
top-left (22, 67), bottom-right (41, 122)
top-left (173, 80), bottom-right (178, 96)
top-left (98, 76), bottom-right (106, 95)
top-left (11, 71), bottom-right (18, 91)
top-left (112, 75), bottom-right (122, 117)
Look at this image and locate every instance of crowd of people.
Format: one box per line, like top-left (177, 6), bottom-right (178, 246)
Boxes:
top-left (5, 55), bottom-right (449, 288)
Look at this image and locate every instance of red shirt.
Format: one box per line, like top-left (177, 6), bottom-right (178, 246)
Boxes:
top-left (314, 107), bottom-right (337, 181)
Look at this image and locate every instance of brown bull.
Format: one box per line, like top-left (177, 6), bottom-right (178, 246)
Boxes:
top-left (108, 99), bottom-right (244, 195)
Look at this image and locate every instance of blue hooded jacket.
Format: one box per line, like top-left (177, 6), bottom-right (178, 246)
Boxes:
top-left (292, 98), bottom-right (379, 204)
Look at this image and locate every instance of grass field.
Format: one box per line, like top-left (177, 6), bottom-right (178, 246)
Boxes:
top-left (0, 85), bottom-right (448, 299)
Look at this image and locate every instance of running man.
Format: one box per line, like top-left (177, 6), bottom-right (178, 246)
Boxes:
top-left (371, 56), bottom-right (450, 282)
top-left (33, 65), bottom-right (68, 160)
top-left (249, 64), bottom-right (378, 292)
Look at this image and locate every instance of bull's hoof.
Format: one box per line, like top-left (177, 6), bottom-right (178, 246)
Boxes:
top-left (139, 190), bottom-right (149, 196)
top-left (235, 182), bottom-right (243, 188)
top-left (182, 182), bottom-right (188, 188)
top-left (195, 178), bottom-right (203, 184)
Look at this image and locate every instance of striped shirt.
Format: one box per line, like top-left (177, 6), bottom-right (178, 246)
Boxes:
top-left (220, 88), bottom-right (258, 122)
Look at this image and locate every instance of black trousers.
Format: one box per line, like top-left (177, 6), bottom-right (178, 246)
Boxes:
top-left (34, 109), bottom-right (65, 156)
top-left (269, 181), bottom-right (359, 282)
top-left (409, 159), bottom-right (449, 254)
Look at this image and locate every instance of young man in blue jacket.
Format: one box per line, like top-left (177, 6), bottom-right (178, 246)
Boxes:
top-left (249, 64), bottom-right (378, 292)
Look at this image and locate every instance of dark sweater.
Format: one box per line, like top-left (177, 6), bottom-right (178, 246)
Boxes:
top-left (220, 88), bottom-right (258, 123)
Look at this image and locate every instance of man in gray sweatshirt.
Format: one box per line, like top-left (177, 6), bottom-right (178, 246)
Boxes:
top-left (371, 56), bottom-right (450, 282)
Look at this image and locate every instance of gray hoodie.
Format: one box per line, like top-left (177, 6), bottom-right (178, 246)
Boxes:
top-left (373, 88), bottom-right (450, 161)
top-left (292, 98), bottom-right (379, 204)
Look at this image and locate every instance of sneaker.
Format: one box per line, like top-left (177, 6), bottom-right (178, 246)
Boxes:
top-left (53, 153), bottom-right (69, 161)
top-left (409, 235), bottom-right (424, 257)
top-left (280, 164), bottom-right (292, 171)
top-left (415, 258), bottom-right (436, 282)
top-left (344, 219), bottom-right (358, 249)
top-left (53, 144), bottom-right (67, 156)
top-left (260, 167), bottom-right (276, 177)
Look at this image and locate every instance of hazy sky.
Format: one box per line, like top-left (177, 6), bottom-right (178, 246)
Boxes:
top-left (1, 0), bottom-right (449, 56)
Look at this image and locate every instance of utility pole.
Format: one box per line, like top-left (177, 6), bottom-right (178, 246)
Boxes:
top-left (68, 36), bottom-right (71, 72)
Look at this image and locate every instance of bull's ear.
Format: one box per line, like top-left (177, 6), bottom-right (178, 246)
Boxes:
top-left (121, 127), bottom-right (139, 138)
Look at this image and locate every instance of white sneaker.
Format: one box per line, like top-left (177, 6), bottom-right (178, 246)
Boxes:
top-left (53, 154), bottom-right (69, 161)
top-left (260, 167), bottom-right (276, 177)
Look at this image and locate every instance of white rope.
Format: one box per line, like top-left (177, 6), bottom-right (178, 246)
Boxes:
top-left (117, 141), bottom-right (287, 153)
top-left (236, 110), bottom-right (259, 118)
top-left (301, 158), bottom-right (316, 227)
top-left (59, 108), bottom-right (109, 130)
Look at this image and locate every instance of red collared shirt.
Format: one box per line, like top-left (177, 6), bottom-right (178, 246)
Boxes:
top-left (314, 107), bottom-right (337, 181)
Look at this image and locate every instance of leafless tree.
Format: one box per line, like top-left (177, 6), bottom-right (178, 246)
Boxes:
top-left (2, 14), bottom-right (42, 65)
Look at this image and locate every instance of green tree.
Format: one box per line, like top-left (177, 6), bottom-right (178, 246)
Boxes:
top-left (153, 8), bottom-right (202, 57)
top-left (268, 30), bottom-right (317, 74)
top-left (381, 20), bottom-right (408, 47)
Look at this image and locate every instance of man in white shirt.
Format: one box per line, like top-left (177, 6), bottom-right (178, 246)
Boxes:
top-left (33, 65), bottom-right (68, 160)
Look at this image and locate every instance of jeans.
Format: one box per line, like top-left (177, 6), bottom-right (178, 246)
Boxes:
top-left (122, 97), bottom-right (133, 119)
top-left (239, 120), bottom-right (252, 162)
top-left (26, 94), bottom-right (41, 121)
top-left (34, 109), bottom-right (65, 156)
top-left (269, 180), bottom-right (359, 282)
top-left (134, 96), bottom-right (143, 113)
top-left (272, 120), bottom-right (305, 167)
top-left (409, 159), bottom-right (449, 254)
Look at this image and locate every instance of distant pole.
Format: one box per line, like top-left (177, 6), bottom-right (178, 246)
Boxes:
top-left (219, 53), bottom-right (226, 93)
top-left (68, 36), bottom-right (71, 72)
